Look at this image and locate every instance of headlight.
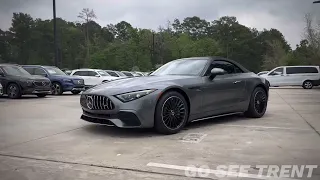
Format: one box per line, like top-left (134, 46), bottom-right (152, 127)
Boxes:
top-left (115, 89), bottom-right (156, 102)
top-left (63, 79), bottom-right (72, 83)
top-left (26, 80), bottom-right (34, 86)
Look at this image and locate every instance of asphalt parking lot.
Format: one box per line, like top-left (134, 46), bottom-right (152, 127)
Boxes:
top-left (0, 88), bottom-right (320, 180)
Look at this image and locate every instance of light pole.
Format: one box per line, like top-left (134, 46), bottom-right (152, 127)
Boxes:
top-left (53, 0), bottom-right (58, 67)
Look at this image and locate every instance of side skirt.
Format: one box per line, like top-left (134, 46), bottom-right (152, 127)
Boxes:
top-left (190, 112), bottom-right (243, 123)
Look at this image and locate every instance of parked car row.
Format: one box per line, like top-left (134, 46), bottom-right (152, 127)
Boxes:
top-left (0, 64), bottom-right (151, 99)
top-left (0, 64), bottom-right (52, 98)
top-left (257, 65), bottom-right (320, 89)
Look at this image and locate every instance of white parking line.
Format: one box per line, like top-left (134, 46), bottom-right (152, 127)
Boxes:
top-left (147, 162), bottom-right (298, 180)
top-left (218, 124), bottom-right (311, 131)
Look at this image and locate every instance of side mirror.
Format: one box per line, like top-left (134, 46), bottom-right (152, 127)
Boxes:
top-left (95, 74), bottom-right (100, 77)
top-left (209, 68), bottom-right (226, 80)
top-left (0, 72), bottom-right (4, 77)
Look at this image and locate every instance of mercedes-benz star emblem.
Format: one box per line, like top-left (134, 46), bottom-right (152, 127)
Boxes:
top-left (42, 81), bottom-right (46, 86)
top-left (86, 95), bottom-right (94, 109)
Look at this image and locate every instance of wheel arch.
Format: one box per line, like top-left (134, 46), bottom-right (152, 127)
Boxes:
top-left (158, 86), bottom-right (191, 113)
top-left (5, 81), bottom-right (22, 94)
top-left (255, 83), bottom-right (269, 97)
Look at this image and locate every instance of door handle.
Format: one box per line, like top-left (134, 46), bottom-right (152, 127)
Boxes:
top-left (233, 81), bottom-right (241, 84)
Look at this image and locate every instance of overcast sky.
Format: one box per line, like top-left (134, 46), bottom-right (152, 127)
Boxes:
top-left (0, 0), bottom-right (319, 48)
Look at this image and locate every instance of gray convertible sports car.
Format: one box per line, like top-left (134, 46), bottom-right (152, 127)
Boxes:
top-left (80, 57), bottom-right (269, 134)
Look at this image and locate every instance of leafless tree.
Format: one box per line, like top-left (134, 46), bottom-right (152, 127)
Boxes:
top-left (78, 8), bottom-right (97, 66)
top-left (304, 13), bottom-right (320, 65)
top-left (262, 40), bottom-right (287, 70)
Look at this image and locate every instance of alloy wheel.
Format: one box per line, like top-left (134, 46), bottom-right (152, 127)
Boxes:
top-left (161, 96), bottom-right (186, 130)
top-left (253, 91), bottom-right (267, 114)
top-left (304, 82), bottom-right (313, 89)
top-left (51, 83), bottom-right (61, 95)
top-left (8, 85), bottom-right (17, 98)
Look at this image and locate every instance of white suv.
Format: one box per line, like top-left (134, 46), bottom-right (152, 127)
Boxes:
top-left (70, 69), bottom-right (119, 87)
top-left (260, 66), bottom-right (320, 89)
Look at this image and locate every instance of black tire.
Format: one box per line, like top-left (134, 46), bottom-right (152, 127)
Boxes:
top-left (71, 90), bottom-right (81, 95)
top-left (7, 83), bottom-right (22, 99)
top-left (51, 82), bottom-right (63, 95)
top-left (302, 80), bottom-right (313, 89)
top-left (245, 87), bottom-right (268, 118)
top-left (37, 94), bottom-right (47, 98)
top-left (154, 91), bottom-right (189, 134)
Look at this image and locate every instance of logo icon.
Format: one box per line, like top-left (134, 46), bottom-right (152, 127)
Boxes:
top-left (86, 95), bottom-right (94, 109)
top-left (78, 80), bottom-right (82, 84)
top-left (42, 81), bottom-right (46, 86)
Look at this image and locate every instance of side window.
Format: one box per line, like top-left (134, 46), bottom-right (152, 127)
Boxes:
top-left (286, 67), bottom-right (318, 74)
top-left (73, 71), bottom-right (82, 76)
top-left (206, 60), bottom-right (243, 75)
top-left (73, 71), bottom-right (89, 76)
top-left (107, 71), bottom-right (119, 77)
top-left (269, 67), bottom-right (283, 76)
top-left (24, 67), bottom-right (34, 75)
top-left (34, 68), bottom-right (47, 76)
top-left (301, 67), bottom-right (318, 73)
top-left (88, 71), bottom-right (99, 77)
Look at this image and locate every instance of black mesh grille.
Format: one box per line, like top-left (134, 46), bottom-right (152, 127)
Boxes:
top-left (80, 95), bottom-right (115, 110)
top-left (33, 81), bottom-right (50, 87)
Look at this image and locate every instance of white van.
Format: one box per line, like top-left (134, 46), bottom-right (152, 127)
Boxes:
top-left (260, 66), bottom-right (320, 89)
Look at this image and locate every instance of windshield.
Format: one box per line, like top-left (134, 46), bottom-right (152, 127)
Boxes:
top-left (117, 71), bottom-right (126, 76)
top-left (44, 67), bottom-right (66, 75)
top-left (151, 59), bottom-right (208, 76)
top-left (2, 66), bottom-right (31, 76)
top-left (122, 72), bottom-right (134, 77)
top-left (98, 70), bottom-right (110, 76)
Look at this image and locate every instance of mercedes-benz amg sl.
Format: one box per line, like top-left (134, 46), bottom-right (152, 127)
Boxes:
top-left (80, 57), bottom-right (269, 134)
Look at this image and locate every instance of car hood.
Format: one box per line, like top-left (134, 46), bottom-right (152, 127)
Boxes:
top-left (84, 75), bottom-right (198, 95)
top-left (51, 75), bottom-right (83, 80)
top-left (28, 75), bottom-right (50, 81)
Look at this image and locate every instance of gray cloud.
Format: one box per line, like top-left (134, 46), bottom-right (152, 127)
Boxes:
top-left (0, 0), bottom-right (319, 48)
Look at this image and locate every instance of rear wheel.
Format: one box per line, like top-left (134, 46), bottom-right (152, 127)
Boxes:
top-left (245, 87), bottom-right (268, 118)
top-left (51, 82), bottom-right (63, 95)
top-left (7, 83), bottom-right (22, 99)
top-left (37, 94), bottom-right (47, 98)
top-left (155, 91), bottom-right (189, 134)
top-left (302, 80), bottom-right (313, 89)
top-left (71, 90), bottom-right (81, 95)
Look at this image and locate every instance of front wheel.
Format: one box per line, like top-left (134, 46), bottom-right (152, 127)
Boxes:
top-left (71, 90), bottom-right (81, 95)
top-left (245, 87), bottom-right (268, 118)
top-left (37, 94), bottom-right (47, 98)
top-left (51, 82), bottom-right (63, 95)
top-left (154, 91), bottom-right (189, 134)
top-left (7, 83), bottom-right (22, 99)
top-left (302, 80), bottom-right (313, 89)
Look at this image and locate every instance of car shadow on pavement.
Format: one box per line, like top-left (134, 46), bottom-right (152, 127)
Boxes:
top-left (83, 125), bottom-right (160, 138)
top-left (184, 114), bottom-right (247, 130)
top-left (83, 114), bottom-right (252, 137)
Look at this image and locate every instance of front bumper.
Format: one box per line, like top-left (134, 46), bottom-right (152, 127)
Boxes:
top-left (80, 91), bottom-right (160, 128)
top-left (62, 82), bottom-right (85, 91)
top-left (22, 86), bottom-right (51, 95)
